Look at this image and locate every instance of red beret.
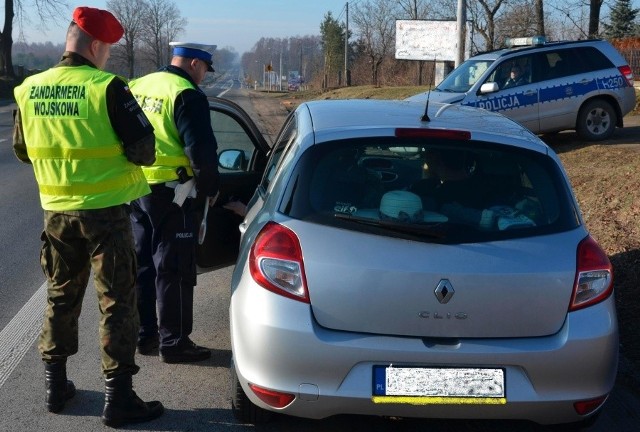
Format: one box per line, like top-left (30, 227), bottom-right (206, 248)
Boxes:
top-left (72, 6), bottom-right (124, 44)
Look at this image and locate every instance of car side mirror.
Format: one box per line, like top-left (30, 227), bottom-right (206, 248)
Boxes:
top-left (219, 149), bottom-right (247, 170)
top-left (479, 82), bottom-right (499, 94)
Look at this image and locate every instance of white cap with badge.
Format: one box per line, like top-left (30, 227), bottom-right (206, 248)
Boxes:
top-left (169, 42), bottom-right (217, 72)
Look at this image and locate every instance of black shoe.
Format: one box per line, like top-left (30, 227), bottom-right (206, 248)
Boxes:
top-left (102, 374), bottom-right (163, 428)
top-left (44, 361), bottom-right (76, 413)
top-left (136, 335), bottom-right (159, 355)
top-left (160, 341), bottom-right (211, 364)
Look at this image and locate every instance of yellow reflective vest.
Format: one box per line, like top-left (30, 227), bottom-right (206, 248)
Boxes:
top-left (129, 72), bottom-right (194, 184)
top-left (14, 66), bottom-right (150, 210)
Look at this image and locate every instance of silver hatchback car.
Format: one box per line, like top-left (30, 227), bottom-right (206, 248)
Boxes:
top-left (407, 37), bottom-right (635, 141)
top-left (203, 98), bottom-right (617, 429)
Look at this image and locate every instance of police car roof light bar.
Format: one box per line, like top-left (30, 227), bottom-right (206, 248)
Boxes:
top-left (505, 36), bottom-right (546, 48)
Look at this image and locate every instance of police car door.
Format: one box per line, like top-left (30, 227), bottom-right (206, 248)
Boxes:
top-left (535, 48), bottom-right (592, 133)
top-left (195, 97), bottom-right (270, 273)
top-left (473, 55), bottom-right (540, 133)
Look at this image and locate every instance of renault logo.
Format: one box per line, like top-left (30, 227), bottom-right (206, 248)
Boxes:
top-left (434, 279), bottom-right (454, 304)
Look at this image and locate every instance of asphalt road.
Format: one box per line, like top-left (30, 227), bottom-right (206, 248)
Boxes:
top-left (1, 84), bottom-right (640, 431)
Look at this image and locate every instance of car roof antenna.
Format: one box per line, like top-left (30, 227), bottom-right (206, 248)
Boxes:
top-left (420, 89), bottom-right (431, 122)
top-left (420, 58), bottom-right (435, 122)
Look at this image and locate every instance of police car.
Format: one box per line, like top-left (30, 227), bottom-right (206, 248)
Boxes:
top-left (407, 37), bottom-right (636, 141)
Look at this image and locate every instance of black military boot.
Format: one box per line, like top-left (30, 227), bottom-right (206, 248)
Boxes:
top-left (101, 373), bottom-right (164, 428)
top-left (44, 360), bottom-right (76, 413)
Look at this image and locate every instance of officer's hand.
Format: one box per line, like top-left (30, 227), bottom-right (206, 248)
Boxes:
top-left (223, 200), bottom-right (247, 217)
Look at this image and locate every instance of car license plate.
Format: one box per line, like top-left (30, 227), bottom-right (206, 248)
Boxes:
top-left (372, 365), bottom-right (506, 405)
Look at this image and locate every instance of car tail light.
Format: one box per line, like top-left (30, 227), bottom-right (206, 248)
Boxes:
top-left (249, 383), bottom-right (295, 408)
top-left (395, 128), bottom-right (471, 140)
top-left (569, 236), bottom-right (613, 312)
top-left (249, 222), bottom-right (309, 303)
top-left (574, 395), bottom-right (608, 415)
top-left (618, 65), bottom-right (634, 87)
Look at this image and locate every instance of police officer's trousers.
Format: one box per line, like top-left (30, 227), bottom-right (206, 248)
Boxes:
top-left (38, 205), bottom-right (140, 378)
top-left (130, 184), bottom-right (197, 349)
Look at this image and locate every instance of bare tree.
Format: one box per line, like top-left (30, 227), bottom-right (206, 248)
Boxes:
top-left (0, 0), bottom-right (16, 76)
top-left (107, 0), bottom-right (149, 78)
top-left (588, 0), bottom-right (604, 38)
top-left (141, 0), bottom-right (186, 70)
top-left (352, 0), bottom-right (398, 86)
top-left (535, 0), bottom-right (545, 36)
top-left (496, 1), bottom-right (539, 45)
top-left (3, 0), bottom-right (68, 77)
top-left (547, 0), bottom-right (605, 40)
top-left (468, 0), bottom-right (509, 51)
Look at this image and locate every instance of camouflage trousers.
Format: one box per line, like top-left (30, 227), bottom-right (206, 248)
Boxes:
top-left (38, 204), bottom-right (140, 378)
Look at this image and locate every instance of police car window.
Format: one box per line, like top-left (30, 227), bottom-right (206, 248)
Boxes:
top-left (544, 49), bottom-right (583, 79)
top-left (578, 47), bottom-right (615, 72)
top-left (437, 60), bottom-right (493, 92)
top-left (487, 57), bottom-right (531, 89)
top-left (211, 110), bottom-right (256, 157)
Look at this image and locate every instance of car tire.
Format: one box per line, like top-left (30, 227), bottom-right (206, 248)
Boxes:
top-left (576, 99), bottom-right (617, 141)
top-left (230, 361), bottom-right (272, 424)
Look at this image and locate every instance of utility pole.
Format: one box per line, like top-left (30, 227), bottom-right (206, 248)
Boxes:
top-left (344, 2), bottom-right (349, 86)
top-left (456, 0), bottom-right (466, 68)
top-left (279, 47), bottom-right (283, 91)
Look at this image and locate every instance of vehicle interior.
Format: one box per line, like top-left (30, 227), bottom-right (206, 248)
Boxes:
top-left (285, 138), bottom-right (577, 243)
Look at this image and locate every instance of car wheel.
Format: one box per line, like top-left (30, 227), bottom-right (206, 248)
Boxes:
top-left (576, 99), bottom-right (617, 141)
top-left (230, 361), bottom-right (272, 424)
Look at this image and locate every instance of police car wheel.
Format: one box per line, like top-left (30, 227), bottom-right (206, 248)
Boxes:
top-left (576, 99), bottom-right (616, 141)
top-left (230, 360), bottom-right (272, 424)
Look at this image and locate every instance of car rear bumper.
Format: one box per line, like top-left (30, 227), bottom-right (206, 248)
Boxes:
top-left (230, 280), bottom-right (618, 425)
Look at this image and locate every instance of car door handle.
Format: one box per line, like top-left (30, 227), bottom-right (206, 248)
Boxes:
top-left (523, 89), bottom-right (537, 96)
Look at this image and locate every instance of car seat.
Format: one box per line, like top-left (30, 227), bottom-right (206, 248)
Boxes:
top-left (310, 148), bottom-right (384, 214)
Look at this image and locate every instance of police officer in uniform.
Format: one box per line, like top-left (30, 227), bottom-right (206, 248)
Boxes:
top-left (129, 42), bottom-right (220, 363)
top-left (13, 6), bottom-right (163, 428)
top-left (503, 64), bottom-right (527, 88)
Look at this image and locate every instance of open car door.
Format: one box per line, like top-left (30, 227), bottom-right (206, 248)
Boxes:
top-left (195, 97), bottom-right (270, 273)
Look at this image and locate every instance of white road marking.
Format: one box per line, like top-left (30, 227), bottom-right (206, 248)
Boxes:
top-left (0, 281), bottom-right (46, 388)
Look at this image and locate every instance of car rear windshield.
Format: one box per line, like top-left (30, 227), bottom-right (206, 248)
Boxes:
top-left (279, 138), bottom-right (579, 244)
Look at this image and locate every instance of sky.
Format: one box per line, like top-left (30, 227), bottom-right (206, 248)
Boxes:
top-left (21, 0), bottom-right (350, 55)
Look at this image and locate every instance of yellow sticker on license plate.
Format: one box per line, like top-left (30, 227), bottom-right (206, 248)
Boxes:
top-left (372, 365), bottom-right (505, 404)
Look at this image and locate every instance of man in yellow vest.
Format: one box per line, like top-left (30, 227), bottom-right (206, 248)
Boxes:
top-left (13, 6), bottom-right (163, 428)
top-left (129, 42), bottom-right (220, 363)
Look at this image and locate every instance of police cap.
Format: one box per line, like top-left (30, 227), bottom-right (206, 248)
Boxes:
top-left (170, 42), bottom-right (217, 72)
top-left (72, 6), bottom-right (124, 44)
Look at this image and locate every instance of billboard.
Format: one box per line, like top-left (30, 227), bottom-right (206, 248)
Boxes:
top-left (395, 20), bottom-right (473, 62)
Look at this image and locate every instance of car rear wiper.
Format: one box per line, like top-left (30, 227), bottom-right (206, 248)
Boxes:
top-left (334, 213), bottom-right (446, 239)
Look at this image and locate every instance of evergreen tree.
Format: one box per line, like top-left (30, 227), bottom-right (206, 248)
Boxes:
top-left (320, 12), bottom-right (345, 86)
top-left (603, 0), bottom-right (639, 39)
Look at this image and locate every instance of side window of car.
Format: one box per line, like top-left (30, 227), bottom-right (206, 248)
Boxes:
top-left (578, 46), bottom-right (615, 72)
top-left (491, 56), bottom-right (532, 90)
top-left (542, 48), bottom-right (586, 80)
top-left (259, 115), bottom-right (297, 192)
top-left (211, 110), bottom-right (259, 171)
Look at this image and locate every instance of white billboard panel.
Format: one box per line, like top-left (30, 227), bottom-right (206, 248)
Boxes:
top-left (395, 20), bottom-right (472, 62)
